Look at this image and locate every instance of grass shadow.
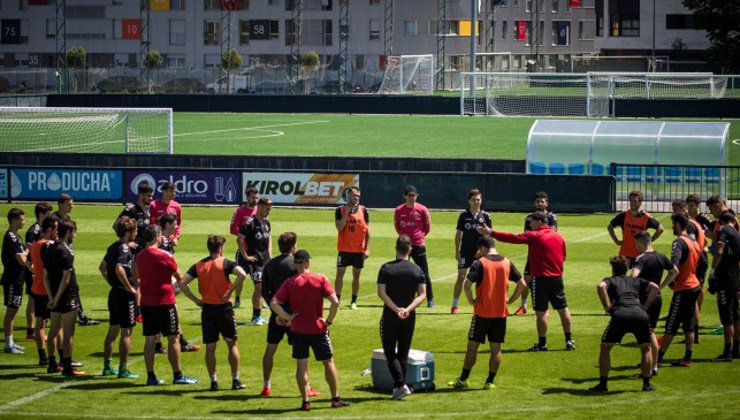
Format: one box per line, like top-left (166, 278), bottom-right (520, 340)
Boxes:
top-left (66, 381), bottom-right (139, 391)
top-left (124, 388), bottom-right (205, 396)
top-left (560, 375), bottom-right (633, 384)
top-left (542, 387), bottom-right (627, 396)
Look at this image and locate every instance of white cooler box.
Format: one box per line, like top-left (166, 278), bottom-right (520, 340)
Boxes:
top-left (371, 348), bottom-right (435, 392)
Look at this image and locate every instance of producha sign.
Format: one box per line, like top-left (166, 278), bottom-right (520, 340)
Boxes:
top-left (242, 172), bottom-right (359, 205)
top-left (125, 170), bottom-right (240, 204)
top-left (9, 168), bottom-right (123, 201)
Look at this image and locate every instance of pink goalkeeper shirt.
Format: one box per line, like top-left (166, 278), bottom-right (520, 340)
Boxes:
top-left (149, 199), bottom-right (182, 239)
top-left (394, 203), bottom-right (431, 247)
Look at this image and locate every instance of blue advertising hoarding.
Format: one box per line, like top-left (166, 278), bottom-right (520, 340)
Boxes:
top-left (125, 170), bottom-right (240, 204)
top-left (0, 168), bottom-right (7, 199)
top-left (10, 168), bottom-right (123, 201)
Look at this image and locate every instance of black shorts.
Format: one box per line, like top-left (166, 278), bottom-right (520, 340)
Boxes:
top-left (108, 288), bottom-right (137, 329)
top-left (201, 303), bottom-right (237, 344)
top-left (602, 311), bottom-right (651, 344)
top-left (31, 292), bottom-right (50, 319)
top-left (523, 259), bottom-right (531, 277)
top-left (696, 253), bottom-right (709, 284)
top-left (3, 282), bottom-right (23, 308)
top-left (267, 313), bottom-right (292, 344)
top-left (468, 315), bottom-right (506, 344)
top-left (530, 276), bottom-right (568, 312)
top-left (337, 252), bottom-right (364, 269)
top-left (717, 286), bottom-right (740, 326)
top-left (664, 287), bottom-right (701, 336)
top-left (291, 331), bottom-right (333, 361)
top-left (51, 295), bottom-right (78, 314)
top-left (457, 252), bottom-right (476, 270)
top-left (644, 293), bottom-right (662, 329)
top-left (141, 304), bottom-right (179, 337)
top-left (24, 270), bottom-right (32, 295)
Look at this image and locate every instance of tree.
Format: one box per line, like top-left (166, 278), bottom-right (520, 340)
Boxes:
top-left (300, 51), bottom-right (320, 92)
top-left (145, 50), bottom-right (162, 69)
top-left (66, 46), bottom-right (86, 68)
top-left (682, 0), bottom-right (740, 73)
top-left (221, 49), bottom-right (243, 93)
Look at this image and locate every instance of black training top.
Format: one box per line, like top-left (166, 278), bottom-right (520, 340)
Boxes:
top-left (103, 241), bottom-right (135, 290)
top-left (633, 251), bottom-right (674, 286)
top-left (716, 224), bottom-right (740, 287)
top-left (43, 241), bottom-right (79, 300)
top-left (261, 253), bottom-right (297, 305)
top-left (377, 259), bottom-right (425, 316)
top-left (238, 216), bottom-right (271, 265)
top-left (117, 203), bottom-right (150, 251)
top-left (456, 209), bottom-right (492, 256)
top-left (604, 275), bottom-right (651, 316)
top-left (25, 222), bottom-right (42, 245)
top-left (1, 231), bottom-right (25, 286)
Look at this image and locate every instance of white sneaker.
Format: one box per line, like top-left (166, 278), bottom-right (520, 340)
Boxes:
top-left (12, 343), bottom-right (25, 350)
top-left (4, 345), bottom-right (24, 354)
top-left (390, 385), bottom-right (412, 400)
top-left (251, 316), bottom-right (266, 326)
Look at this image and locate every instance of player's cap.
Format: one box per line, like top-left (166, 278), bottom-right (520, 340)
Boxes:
top-left (530, 211), bottom-right (548, 223)
top-left (294, 250), bottom-right (311, 263)
top-left (404, 185), bottom-right (418, 196)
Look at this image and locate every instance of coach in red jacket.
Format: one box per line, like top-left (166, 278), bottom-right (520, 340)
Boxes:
top-left (481, 212), bottom-right (575, 352)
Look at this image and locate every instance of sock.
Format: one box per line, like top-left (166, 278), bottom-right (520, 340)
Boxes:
top-left (452, 298), bottom-right (459, 307)
top-left (642, 376), bottom-right (650, 387)
top-left (147, 371), bottom-right (156, 381)
top-left (62, 357), bottom-right (71, 370)
top-left (306, 381), bottom-right (312, 390)
top-left (657, 351), bottom-right (665, 363)
top-left (154, 342), bottom-right (163, 352)
top-left (232, 371), bottom-right (239, 380)
top-left (180, 335), bottom-right (189, 347)
top-left (210, 374), bottom-right (217, 382)
top-left (48, 355), bottom-right (57, 367)
top-left (331, 397), bottom-right (341, 402)
top-left (460, 368), bottom-right (471, 381)
top-left (264, 380), bottom-right (271, 388)
top-left (539, 336), bottom-right (547, 347)
top-left (521, 298), bottom-right (527, 307)
top-left (119, 363), bottom-right (128, 372)
top-left (336, 294), bottom-right (341, 302)
top-left (724, 342), bottom-right (732, 355)
top-left (58, 349), bottom-right (63, 360)
top-left (683, 349), bottom-right (692, 362)
top-left (4, 336), bottom-right (11, 347)
top-left (565, 332), bottom-right (572, 342)
top-left (173, 370), bottom-right (183, 380)
top-left (486, 371), bottom-right (496, 384)
top-left (599, 376), bottom-right (608, 387)
top-left (351, 295), bottom-right (357, 304)
top-left (252, 308), bottom-right (260, 318)
top-left (26, 327), bottom-right (33, 335)
top-left (38, 349), bottom-right (47, 359)
top-left (104, 358), bottom-right (112, 369)
top-left (733, 340), bottom-right (740, 356)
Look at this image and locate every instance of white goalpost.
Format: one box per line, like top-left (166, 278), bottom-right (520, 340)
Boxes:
top-left (377, 55), bottom-right (434, 94)
top-left (0, 107), bottom-right (174, 154)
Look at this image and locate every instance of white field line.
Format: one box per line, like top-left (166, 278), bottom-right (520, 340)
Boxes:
top-left (173, 120), bottom-right (330, 138)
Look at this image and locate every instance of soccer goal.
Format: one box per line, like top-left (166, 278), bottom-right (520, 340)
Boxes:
top-left (460, 72), bottom-right (589, 116)
top-left (0, 107), bottom-right (173, 154)
top-left (377, 55), bottom-right (434, 94)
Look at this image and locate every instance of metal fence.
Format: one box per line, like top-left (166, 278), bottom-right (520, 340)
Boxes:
top-left (610, 163), bottom-right (739, 212)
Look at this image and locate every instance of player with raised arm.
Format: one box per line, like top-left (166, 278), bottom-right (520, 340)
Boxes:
top-left (149, 181), bottom-right (182, 247)
top-left (378, 235), bottom-right (427, 400)
top-left (270, 250), bottom-right (349, 411)
top-left (334, 186), bottom-right (370, 310)
top-left (99, 217), bottom-right (139, 379)
top-left (394, 185), bottom-right (434, 307)
top-left (591, 256), bottom-right (659, 392)
top-left (449, 236), bottom-right (526, 390)
top-left (2, 208), bottom-right (28, 354)
top-left (237, 197), bottom-right (273, 325)
top-left (230, 187), bottom-right (260, 309)
top-left (452, 189), bottom-right (491, 314)
top-left (513, 191), bottom-right (558, 316)
top-left (179, 235), bottom-right (248, 391)
top-left (607, 190), bottom-right (664, 266)
top-left (631, 231), bottom-right (678, 376)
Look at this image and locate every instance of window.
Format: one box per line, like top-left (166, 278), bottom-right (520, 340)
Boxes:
top-left (239, 20), bottom-right (250, 44)
top-left (204, 0), bottom-right (219, 9)
top-left (204, 53), bottom-right (220, 69)
top-left (269, 20), bottom-right (279, 38)
top-left (167, 56), bottom-right (186, 68)
top-left (369, 19), bottom-right (380, 40)
top-left (323, 19), bottom-right (332, 46)
top-left (405, 20), bottom-right (417, 35)
top-left (46, 19), bottom-right (55, 39)
top-left (552, 0), bottom-right (558, 12)
top-left (513, 0), bottom-right (519, 7)
top-left (525, 0), bottom-right (531, 12)
top-left (666, 14), bottom-right (694, 30)
top-left (418, 20), bottom-right (429, 35)
top-left (596, 16), bottom-right (603, 36)
top-left (169, 19), bottom-right (186, 45)
top-left (171, 0), bottom-right (186, 9)
top-left (501, 20), bottom-right (507, 40)
top-left (612, 18), bottom-right (639, 37)
top-left (539, 20), bottom-right (544, 46)
top-left (204, 20), bottom-right (220, 45)
top-left (552, 21), bottom-right (569, 45)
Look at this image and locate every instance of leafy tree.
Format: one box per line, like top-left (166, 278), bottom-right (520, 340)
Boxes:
top-left (682, 0), bottom-right (740, 72)
top-left (145, 50), bottom-right (162, 69)
top-left (66, 46), bottom-right (86, 68)
top-left (221, 49), bottom-right (243, 71)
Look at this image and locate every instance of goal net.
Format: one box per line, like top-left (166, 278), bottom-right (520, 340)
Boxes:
top-left (377, 55), bottom-right (434, 94)
top-left (0, 107), bottom-right (173, 153)
top-left (460, 72), bottom-right (589, 116)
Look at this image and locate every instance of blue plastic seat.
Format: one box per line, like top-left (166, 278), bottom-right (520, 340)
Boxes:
top-left (685, 167), bottom-right (702, 184)
top-left (590, 163), bottom-right (605, 175)
top-left (645, 166), bottom-right (661, 182)
top-left (626, 166), bottom-right (642, 182)
top-left (705, 167), bottom-right (720, 184)
top-left (568, 163), bottom-right (585, 175)
top-left (529, 162), bottom-right (547, 174)
top-left (664, 167), bottom-right (682, 183)
top-left (549, 163), bottom-right (566, 174)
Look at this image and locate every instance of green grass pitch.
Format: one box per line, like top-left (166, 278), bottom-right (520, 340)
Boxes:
top-left (0, 203), bottom-right (737, 418)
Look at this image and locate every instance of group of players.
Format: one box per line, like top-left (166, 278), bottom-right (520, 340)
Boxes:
top-left (1, 182), bottom-right (738, 408)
